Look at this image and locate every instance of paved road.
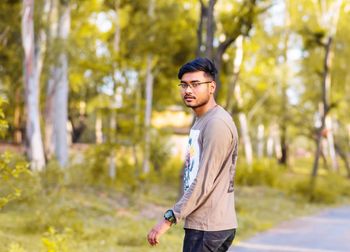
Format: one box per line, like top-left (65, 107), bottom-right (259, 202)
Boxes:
top-left (229, 206), bottom-right (350, 252)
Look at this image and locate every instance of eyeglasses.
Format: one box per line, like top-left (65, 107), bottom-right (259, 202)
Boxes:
top-left (178, 81), bottom-right (212, 90)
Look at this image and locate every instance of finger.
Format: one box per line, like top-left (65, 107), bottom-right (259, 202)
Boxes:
top-left (148, 231), bottom-right (158, 246)
top-left (147, 232), bottom-right (154, 245)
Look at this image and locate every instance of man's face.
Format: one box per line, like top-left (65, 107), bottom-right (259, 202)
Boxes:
top-left (179, 71), bottom-right (215, 109)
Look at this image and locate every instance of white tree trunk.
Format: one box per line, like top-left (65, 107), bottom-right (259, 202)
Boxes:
top-left (257, 124), bottom-right (264, 158)
top-left (231, 36), bottom-right (253, 166)
top-left (272, 124), bottom-right (282, 160)
top-left (142, 0), bottom-right (155, 174)
top-left (226, 35), bottom-right (243, 110)
top-left (325, 116), bottom-right (338, 171)
top-left (53, 51), bottom-right (69, 166)
top-left (109, 152), bottom-right (116, 180)
top-left (46, 1), bottom-right (70, 167)
top-left (22, 0), bottom-right (46, 171)
top-left (95, 111), bottom-right (103, 144)
top-left (142, 54), bottom-right (154, 174)
top-left (238, 113), bottom-right (253, 166)
top-left (44, 0), bottom-right (57, 160)
top-left (267, 125), bottom-right (274, 158)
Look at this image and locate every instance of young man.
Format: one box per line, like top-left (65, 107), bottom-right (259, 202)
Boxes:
top-left (147, 58), bottom-right (238, 252)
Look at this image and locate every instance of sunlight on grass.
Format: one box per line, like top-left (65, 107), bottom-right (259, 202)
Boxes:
top-left (1, 157), bottom-right (349, 251)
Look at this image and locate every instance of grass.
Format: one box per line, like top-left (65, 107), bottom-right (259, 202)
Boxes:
top-left (1, 154), bottom-right (350, 252)
top-left (1, 182), bottom-right (348, 252)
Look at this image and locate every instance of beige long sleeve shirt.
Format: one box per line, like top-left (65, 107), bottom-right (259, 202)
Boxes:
top-left (173, 105), bottom-right (238, 231)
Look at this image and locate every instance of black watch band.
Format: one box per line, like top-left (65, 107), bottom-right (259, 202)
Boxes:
top-left (164, 209), bottom-right (177, 224)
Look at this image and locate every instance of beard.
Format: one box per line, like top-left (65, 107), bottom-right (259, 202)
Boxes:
top-left (183, 96), bottom-right (210, 109)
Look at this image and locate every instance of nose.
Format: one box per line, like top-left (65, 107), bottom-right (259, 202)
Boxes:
top-left (183, 85), bottom-right (193, 93)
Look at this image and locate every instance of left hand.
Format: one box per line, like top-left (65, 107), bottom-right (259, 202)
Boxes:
top-left (147, 219), bottom-right (172, 246)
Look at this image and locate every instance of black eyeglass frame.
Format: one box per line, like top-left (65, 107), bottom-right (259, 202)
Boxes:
top-left (178, 81), bottom-right (212, 89)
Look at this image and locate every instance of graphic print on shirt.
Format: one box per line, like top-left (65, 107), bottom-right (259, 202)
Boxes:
top-left (183, 130), bottom-right (200, 192)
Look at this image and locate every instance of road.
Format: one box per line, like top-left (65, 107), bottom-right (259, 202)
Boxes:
top-left (230, 205), bottom-right (350, 252)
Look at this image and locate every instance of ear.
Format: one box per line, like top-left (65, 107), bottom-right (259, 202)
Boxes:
top-left (210, 81), bottom-right (216, 94)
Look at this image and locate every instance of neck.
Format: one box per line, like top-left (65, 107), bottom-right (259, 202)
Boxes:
top-left (193, 99), bottom-right (217, 117)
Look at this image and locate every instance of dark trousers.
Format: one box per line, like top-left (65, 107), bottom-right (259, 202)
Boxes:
top-left (183, 228), bottom-right (236, 252)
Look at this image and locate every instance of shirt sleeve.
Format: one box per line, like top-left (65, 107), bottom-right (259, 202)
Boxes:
top-left (172, 118), bottom-right (234, 221)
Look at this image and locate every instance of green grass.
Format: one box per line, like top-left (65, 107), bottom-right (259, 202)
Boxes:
top-left (1, 154), bottom-right (350, 252)
top-left (1, 182), bottom-right (348, 252)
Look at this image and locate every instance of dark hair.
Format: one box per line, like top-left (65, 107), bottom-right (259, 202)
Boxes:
top-left (177, 57), bottom-right (218, 80)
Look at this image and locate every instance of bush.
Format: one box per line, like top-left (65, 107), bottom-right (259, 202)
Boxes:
top-left (150, 129), bottom-right (172, 173)
top-left (290, 178), bottom-right (337, 204)
top-left (0, 152), bottom-right (32, 209)
top-left (286, 172), bottom-right (350, 204)
top-left (235, 159), bottom-right (282, 187)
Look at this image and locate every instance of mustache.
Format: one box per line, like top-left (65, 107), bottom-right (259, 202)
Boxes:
top-left (184, 95), bottom-right (195, 99)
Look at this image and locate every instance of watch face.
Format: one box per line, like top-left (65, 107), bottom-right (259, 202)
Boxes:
top-left (164, 210), bottom-right (172, 219)
top-left (164, 210), bottom-right (176, 223)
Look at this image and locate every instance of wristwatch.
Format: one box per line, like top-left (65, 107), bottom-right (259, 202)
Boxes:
top-left (164, 209), bottom-right (177, 224)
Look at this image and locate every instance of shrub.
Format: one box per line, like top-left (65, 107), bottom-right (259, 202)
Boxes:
top-left (150, 129), bottom-right (172, 173)
top-left (7, 243), bottom-right (27, 252)
top-left (0, 152), bottom-right (34, 209)
top-left (235, 159), bottom-right (282, 187)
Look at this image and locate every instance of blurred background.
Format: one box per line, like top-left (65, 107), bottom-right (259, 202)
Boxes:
top-left (0, 0), bottom-right (350, 251)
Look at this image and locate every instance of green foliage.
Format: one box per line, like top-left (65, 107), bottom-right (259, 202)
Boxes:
top-left (7, 243), bottom-right (27, 252)
top-left (41, 227), bottom-right (72, 252)
top-left (0, 152), bottom-right (30, 208)
top-left (0, 99), bottom-right (8, 138)
top-left (150, 129), bottom-right (172, 173)
top-left (235, 159), bottom-right (282, 187)
top-left (291, 178), bottom-right (337, 204)
top-left (68, 144), bottom-right (115, 186)
top-left (0, 99), bottom-right (31, 209)
top-left (159, 156), bottom-right (183, 188)
top-left (290, 173), bottom-right (350, 204)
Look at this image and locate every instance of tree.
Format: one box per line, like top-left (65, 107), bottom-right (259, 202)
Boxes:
top-left (21, 0), bottom-right (46, 171)
top-left (306, 0), bottom-right (343, 178)
top-left (45, 0), bottom-right (71, 167)
top-left (197, 0), bottom-right (264, 98)
top-left (0, 1), bottom-right (24, 144)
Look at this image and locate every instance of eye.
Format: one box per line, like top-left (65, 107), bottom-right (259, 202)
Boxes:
top-left (180, 84), bottom-right (189, 88)
top-left (191, 83), bottom-right (199, 88)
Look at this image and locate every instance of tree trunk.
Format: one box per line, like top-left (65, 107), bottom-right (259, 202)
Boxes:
top-left (142, 0), bottom-right (155, 174)
top-left (142, 54), bottom-right (154, 174)
top-left (279, 126), bottom-right (288, 165)
top-left (311, 37), bottom-right (332, 178)
top-left (325, 116), bottom-right (338, 171)
top-left (231, 38), bottom-right (253, 166)
top-left (45, 73), bottom-right (55, 158)
top-left (311, 0), bottom-right (342, 179)
top-left (53, 52), bottom-right (69, 167)
top-left (45, 0), bottom-right (70, 167)
top-left (95, 111), bottom-right (103, 144)
top-left (273, 124), bottom-right (282, 160)
top-left (267, 125), bottom-right (274, 158)
top-left (205, 0), bottom-right (216, 59)
top-left (238, 113), bottom-right (253, 166)
top-left (22, 0), bottom-right (46, 171)
top-left (334, 143), bottom-right (350, 178)
top-left (196, 0), bottom-right (207, 57)
top-left (226, 35), bottom-right (243, 111)
top-left (44, 0), bottom-right (56, 159)
top-left (279, 7), bottom-right (290, 166)
top-left (257, 124), bottom-right (264, 158)
top-left (113, 1), bottom-right (120, 53)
